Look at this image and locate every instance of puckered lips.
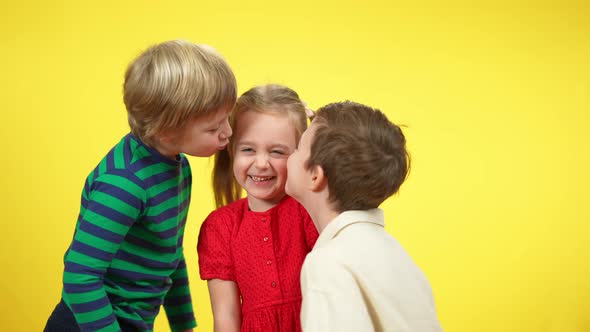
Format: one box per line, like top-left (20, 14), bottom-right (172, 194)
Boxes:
top-left (217, 141), bottom-right (229, 150)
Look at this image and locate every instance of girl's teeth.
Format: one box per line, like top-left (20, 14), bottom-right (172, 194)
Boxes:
top-left (251, 176), bottom-right (273, 182)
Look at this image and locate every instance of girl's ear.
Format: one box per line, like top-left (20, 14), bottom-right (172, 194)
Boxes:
top-left (310, 165), bottom-right (327, 192)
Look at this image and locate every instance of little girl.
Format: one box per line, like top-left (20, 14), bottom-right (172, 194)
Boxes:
top-left (197, 84), bottom-right (319, 332)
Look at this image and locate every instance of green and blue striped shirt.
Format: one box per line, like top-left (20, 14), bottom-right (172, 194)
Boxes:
top-left (62, 134), bottom-right (196, 331)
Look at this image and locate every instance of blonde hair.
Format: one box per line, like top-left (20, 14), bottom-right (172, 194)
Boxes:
top-left (123, 40), bottom-right (237, 146)
top-left (213, 84), bottom-right (308, 208)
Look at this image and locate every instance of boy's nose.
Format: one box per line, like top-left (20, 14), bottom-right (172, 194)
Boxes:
top-left (220, 119), bottom-right (232, 139)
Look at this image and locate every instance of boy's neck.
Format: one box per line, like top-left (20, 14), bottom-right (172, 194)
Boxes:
top-left (304, 190), bottom-right (340, 233)
top-left (309, 208), bottom-right (339, 233)
top-left (149, 140), bottom-right (179, 160)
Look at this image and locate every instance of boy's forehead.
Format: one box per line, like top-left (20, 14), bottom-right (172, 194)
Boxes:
top-left (215, 103), bottom-right (233, 116)
top-left (301, 122), bottom-right (319, 146)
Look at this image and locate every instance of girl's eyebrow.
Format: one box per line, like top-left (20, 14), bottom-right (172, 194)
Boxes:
top-left (237, 141), bottom-right (291, 150)
top-left (271, 144), bottom-right (291, 150)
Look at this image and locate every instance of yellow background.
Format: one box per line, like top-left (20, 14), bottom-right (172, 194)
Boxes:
top-left (1, 1), bottom-right (588, 331)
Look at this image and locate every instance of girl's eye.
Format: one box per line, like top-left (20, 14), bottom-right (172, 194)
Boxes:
top-left (208, 127), bottom-right (219, 132)
top-left (240, 148), bottom-right (254, 152)
top-left (271, 150), bottom-right (285, 155)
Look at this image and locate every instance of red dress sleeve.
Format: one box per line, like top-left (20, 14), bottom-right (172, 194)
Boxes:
top-left (197, 208), bottom-right (235, 281)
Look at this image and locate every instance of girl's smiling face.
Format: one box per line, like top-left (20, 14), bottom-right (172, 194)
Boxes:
top-left (232, 110), bottom-right (298, 212)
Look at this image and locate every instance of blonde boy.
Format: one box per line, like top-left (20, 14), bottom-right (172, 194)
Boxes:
top-left (44, 40), bottom-right (236, 332)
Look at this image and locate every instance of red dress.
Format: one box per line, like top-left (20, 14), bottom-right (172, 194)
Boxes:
top-left (197, 195), bottom-right (319, 332)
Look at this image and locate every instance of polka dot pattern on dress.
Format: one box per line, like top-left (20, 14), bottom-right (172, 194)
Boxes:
top-left (197, 195), bottom-right (318, 332)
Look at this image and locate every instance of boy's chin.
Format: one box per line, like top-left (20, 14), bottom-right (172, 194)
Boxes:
top-left (284, 185), bottom-right (297, 200)
top-left (187, 148), bottom-right (224, 158)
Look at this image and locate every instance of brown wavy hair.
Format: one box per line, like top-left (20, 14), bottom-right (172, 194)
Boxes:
top-left (307, 101), bottom-right (410, 212)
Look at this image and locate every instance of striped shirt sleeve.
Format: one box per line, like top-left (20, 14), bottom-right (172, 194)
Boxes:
top-left (62, 172), bottom-right (145, 331)
top-left (163, 250), bottom-right (197, 331)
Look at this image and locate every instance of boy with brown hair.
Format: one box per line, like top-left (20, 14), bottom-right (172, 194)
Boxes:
top-left (44, 40), bottom-right (236, 332)
top-left (286, 101), bottom-right (443, 332)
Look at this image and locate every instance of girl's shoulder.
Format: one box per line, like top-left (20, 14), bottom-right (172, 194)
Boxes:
top-left (203, 197), bottom-right (249, 225)
top-left (274, 195), bottom-right (310, 218)
top-left (276, 195), bottom-right (316, 227)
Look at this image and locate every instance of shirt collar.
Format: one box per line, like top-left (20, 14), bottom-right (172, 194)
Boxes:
top-left (315, 209), bottom-right (385, 248)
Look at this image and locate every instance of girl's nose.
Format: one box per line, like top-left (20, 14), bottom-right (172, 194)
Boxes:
top-left (255, 153), bottom-right (269, 169)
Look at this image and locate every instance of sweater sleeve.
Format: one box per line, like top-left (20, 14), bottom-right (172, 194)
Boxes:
top-left (62, 172), bottom-right (145, 331)
top-left (163, 231), bottom-right (197, 331)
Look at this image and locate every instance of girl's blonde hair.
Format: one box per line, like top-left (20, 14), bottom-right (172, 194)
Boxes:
top-left (123, 40), bottom-right (237, 146)
top-left (212, 84), bottom-right (308, 208)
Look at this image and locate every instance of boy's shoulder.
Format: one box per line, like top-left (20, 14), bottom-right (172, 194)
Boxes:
top-left (124, 134), bottom-right (190, 167)
top-left (86, 133), bottom-right (186, 186)
top-left (302, 243), bottom-right (352, 292)
top-left (309, 217), bottom-right (390, 264)
top-left (85, 134), bottom-right (133, 179)
top-left (113, 133), bottom-right (190, 171)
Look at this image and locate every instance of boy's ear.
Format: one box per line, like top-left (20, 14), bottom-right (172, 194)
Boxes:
top-left (310, 165), bottom-right (328, 192)
top-left (157, 130), bottom-right (177, 145)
